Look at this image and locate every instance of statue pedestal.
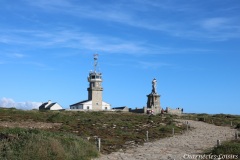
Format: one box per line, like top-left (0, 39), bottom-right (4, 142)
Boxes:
top-left (146, 93), bottom-right (161, 114)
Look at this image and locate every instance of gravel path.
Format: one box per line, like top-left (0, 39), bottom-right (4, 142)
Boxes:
top-left (95, 120), bottom-right (237, 160)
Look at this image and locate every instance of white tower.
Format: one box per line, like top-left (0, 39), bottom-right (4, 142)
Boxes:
top-left (87, 54), bottom-right (103, 110)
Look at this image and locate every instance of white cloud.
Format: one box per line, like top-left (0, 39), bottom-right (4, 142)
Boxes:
top-left (0, 97), bottom-right (41, 110)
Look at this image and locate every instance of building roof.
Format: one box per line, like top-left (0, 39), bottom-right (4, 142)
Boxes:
top-left (45, 103), bottom-right (57, 109)
top-left (69, 100), bottom-right (91, 106)
top-left (39, 101), bottom-right (57, 110)
top-left (112, 106), bottom-right (128, 110)
top-left (70, 100), bottom-right (110, 107)
top-left (39, 102), bottom-right (48, 109)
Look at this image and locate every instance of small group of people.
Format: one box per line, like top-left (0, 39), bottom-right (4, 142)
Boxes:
top-left (147, 110), bottom-right (154, 115)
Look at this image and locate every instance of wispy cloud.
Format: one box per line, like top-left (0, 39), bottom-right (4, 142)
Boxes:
top-left (10, 53), bottom-right (25, 58)
top-left (194, 17), bottom-right (240, 40)
top-left (0, 29), bottom-right (145, 54)
top-left (0, 28), bottom-right (215, 56)
top-left (0, 97), bottom-right (41, 110)
top-left (200, 18), bottom-right (230, 30)
top-left (22, 0), bottom-right (240, 41)
top-left (137, 61), bottom-right (172, 69)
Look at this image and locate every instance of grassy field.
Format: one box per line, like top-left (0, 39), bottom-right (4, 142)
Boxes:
top-left (0, 107), bottom-right (185, 158)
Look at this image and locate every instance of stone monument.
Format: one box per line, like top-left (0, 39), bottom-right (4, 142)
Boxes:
top-left (146, 78), bottom-right (161, 114)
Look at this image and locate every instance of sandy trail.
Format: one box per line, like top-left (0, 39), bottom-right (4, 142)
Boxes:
top-left (96, 120), bottom-right (236, 160)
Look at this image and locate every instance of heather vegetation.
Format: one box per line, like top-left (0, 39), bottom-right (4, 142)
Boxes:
top-left (205, 140), bottom-right (240, 158)
top-left (0, 128), bottom-right (98, 160)
top-left (181, 113), bottom-right (240, 128)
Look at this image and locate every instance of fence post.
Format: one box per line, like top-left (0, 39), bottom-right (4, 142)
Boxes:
top-left (98, 138), bottom-right (101, 152)
top-left (146, 131), bottom-right (149, 141)
top-left (217, 140), bottom-right (221, 146)
top-left (212, 120), bottom-right (213, 124)
top-left (187, 123), bottom-right (189, 131)
top-left (231, 121), bottom-right (233, 127)
top-left (235, 131), bottom-right (238, 140)
top-left (172, 128), bottom-right (175, 135)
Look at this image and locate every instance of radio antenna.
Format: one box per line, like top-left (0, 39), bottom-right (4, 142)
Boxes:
top-left (93, 54), bottom-right (98, 72)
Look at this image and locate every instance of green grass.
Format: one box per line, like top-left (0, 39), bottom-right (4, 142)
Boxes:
top-left (181, 113), bottom-right (240, 128)
top-left (0, 127), bottom-right (98, 160)
top-left (205, 140), bottom-right (240, 160)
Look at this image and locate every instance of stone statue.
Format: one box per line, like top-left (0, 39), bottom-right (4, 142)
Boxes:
top-left (152, 78), bottom-right (157, 94)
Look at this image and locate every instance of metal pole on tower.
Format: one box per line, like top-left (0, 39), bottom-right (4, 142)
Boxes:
top-left (94, 54), bottom-right (98, 72)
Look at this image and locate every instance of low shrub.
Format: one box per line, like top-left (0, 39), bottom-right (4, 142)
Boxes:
top-left (206, 140), bottom-right (240, 158)
top-left (0, 128), bottom-right (98, 160)
top-left (198, 117), bottom-right (205, 122)
top-left (236, 123), bottom-right (240, 129)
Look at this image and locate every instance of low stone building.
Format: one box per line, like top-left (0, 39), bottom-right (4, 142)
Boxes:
top-left (39, 100), bottom-right (63, 111)
top-left (166, 107), bottom-right (183, 115)
top-left (112, 106), bottom-right (129, 112)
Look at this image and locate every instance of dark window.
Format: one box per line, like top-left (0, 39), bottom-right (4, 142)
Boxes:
top-left (91, 75), bottom-right (95, 79)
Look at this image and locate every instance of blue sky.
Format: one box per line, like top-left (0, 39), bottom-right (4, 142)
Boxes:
top-left (0, 0), bottom-right (240, 114)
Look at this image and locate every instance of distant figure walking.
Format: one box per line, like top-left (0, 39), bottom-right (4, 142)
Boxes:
top-left (161, 108), bottom-right (164, 114)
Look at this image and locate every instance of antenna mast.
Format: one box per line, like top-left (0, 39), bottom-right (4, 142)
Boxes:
top-left (93, 54), bottom-right (98, 72)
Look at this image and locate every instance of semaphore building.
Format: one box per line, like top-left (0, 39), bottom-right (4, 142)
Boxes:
top-left (69, 54), bottom-right (111, 111)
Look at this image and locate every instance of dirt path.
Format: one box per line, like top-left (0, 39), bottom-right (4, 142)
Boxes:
top-left (96, 120), bottom-right (237, 160)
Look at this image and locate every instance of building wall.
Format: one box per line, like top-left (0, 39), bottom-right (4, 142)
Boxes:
top-left (129, 108), bottom-right (145, 113)
top-left (82, 102), bottom-right (92, 110)
top-left (49, 103), bottom-right (63, 110)
top-left (102, 101), bottom-right (111, 110)
top-left (70, 101), bottom-right (93, 110)
top-left (166, 107), bottom-right (182, 115)
top-left (70, 104), bottom-right (83, 109)
top-left (87, 74), bottom-right (104, 111)
top-left (91, 90), bottom-right (103, 110)
top-left (146, 94), bottom-right (161, 114)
